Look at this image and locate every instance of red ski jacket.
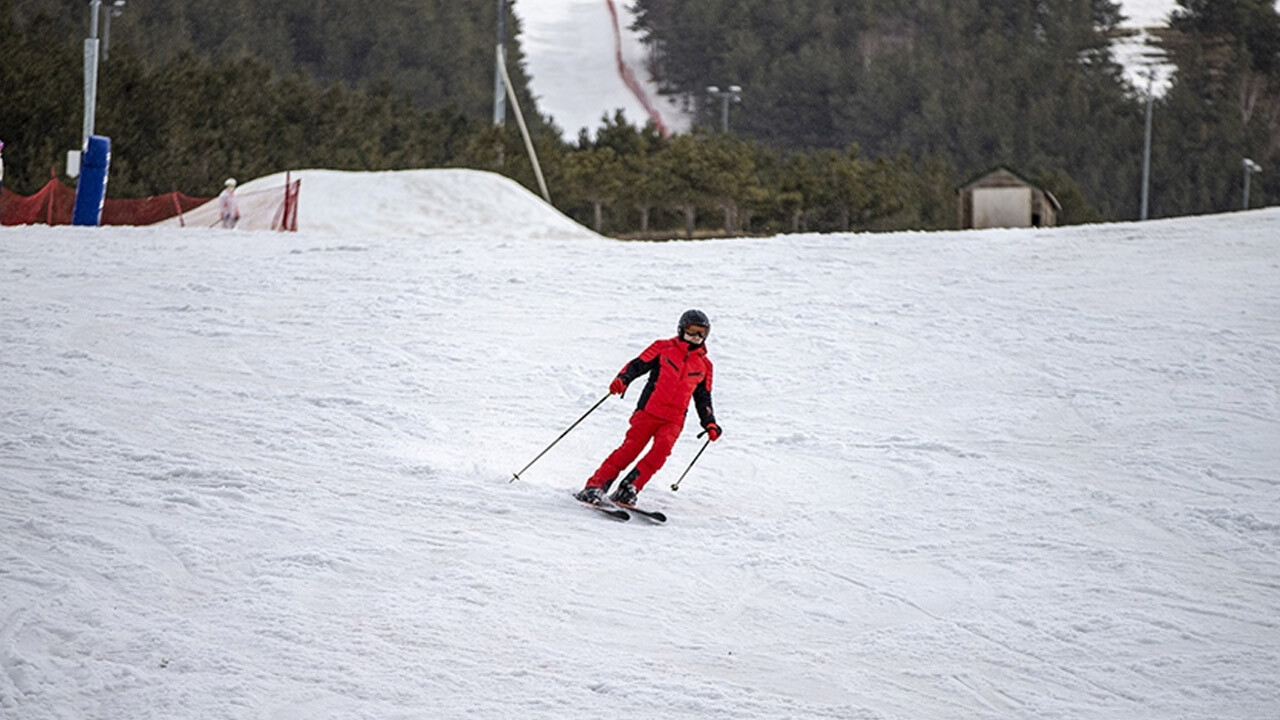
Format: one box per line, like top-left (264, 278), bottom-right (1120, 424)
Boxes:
top-left (616, 337), bottom-right (716, 426)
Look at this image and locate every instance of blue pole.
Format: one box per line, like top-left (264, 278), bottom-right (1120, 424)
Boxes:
top-left (72, 135), bottom-right (111, 226)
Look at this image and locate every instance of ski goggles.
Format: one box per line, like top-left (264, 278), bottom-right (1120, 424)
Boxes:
top-left (682, 326), bottom-right (708, 341)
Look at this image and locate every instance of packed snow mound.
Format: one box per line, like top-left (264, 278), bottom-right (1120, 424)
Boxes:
top-left (162, 168), bottom-right (596, 239)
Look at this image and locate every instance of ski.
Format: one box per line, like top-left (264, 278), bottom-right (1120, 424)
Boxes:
top-left (575, 496), bottom-right (630, 521)
top-left (612, 503), bottom-right (666, 523)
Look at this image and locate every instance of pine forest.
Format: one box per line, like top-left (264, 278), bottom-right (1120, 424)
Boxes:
top-left (2, 0), bottom-right (1278, 236)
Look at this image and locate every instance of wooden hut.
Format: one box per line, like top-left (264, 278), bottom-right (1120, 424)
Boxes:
top-left (958, 167), bottom-right (1061, 229)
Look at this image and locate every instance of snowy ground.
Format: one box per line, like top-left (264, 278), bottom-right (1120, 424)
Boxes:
top-left (2, 169), bottom-right (1279, 719)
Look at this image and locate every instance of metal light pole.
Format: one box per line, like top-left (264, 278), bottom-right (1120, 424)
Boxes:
top-left (1140, 72), bottom-right (1155, 220)
top-left (492, 0), bottom-right (506, 127)
top-left (706, 85), bottom-right (742, 132)
top-left (1243, 158), bottom-right (1262, 210)
top-left (83, 0), bottom-right (102, 149)
top-left (80, 0), bottom-right (125, 147)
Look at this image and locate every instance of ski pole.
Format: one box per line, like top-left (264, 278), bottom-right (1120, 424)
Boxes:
top-left (511, 393), bottom-right (611, 482)
top-left (670, 432), bottom-right (711, 492)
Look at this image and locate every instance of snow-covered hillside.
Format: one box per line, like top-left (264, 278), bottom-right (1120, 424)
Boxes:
top-left (1110, 0), bottom-right (1177, 94)
top-left (2, 170), bottom-right (1278, 719)
top-left (513, 0), bottom-right (689, 138)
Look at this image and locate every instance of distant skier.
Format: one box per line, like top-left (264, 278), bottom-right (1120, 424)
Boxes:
top-left (218, 178), bottom-right (240, 228)
top-left (576, 309), bottom-right (723, 507)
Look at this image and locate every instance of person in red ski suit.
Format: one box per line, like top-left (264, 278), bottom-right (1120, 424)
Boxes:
top-left (576, 309), bottom-right (723, 506)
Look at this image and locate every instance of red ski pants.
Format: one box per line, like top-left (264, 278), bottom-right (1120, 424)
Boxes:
top-left (586, 410), bottom-right (682, 491)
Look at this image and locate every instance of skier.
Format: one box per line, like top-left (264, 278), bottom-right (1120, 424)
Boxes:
top-left (218, 178), bottom-right (240, 228)
top-left (576, 309), bottom-right (723, 507)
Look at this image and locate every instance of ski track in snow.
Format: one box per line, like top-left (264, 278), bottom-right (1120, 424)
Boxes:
top-left (2, 171), bottom-right (1279, 719)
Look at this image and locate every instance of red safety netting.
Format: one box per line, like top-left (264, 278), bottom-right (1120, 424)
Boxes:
top-left (103, 190), bottom-right (212, 226)
top-left (0, 174), bottom-right (75, 226)
top-left (275, 175), bottom-right (300, 232)
top-left (229, 176), bottom-right (299, 232)
top-left (1, 171), bottom-right (213, 227)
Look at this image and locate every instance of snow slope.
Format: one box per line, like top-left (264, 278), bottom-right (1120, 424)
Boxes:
top-left (1110, 0), bottom-right (1178, 94)
top-left (1118, 0), bottom-right (1176, 28)
top-left (2, 170), bottom-right (1279, 719)
top-left (513, 0), bottom-right (690, 138)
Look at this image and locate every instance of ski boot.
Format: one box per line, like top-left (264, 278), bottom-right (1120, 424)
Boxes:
top-left (574, 486), bottom-right (607, 505)
top-left (609, 469), bottom-right (640, 506)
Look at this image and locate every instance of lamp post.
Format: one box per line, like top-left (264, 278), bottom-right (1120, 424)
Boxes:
top-left (1140, 71), bottom-right (1155, 220)
top-left (82, 0), bottom-right (102, 149)
top-left (706, 84), bottom-right (742, 132)
top-left (81, 0), bottom-right (125, 148)
top-left (1243, 158), bottom-right (1262, 210)
top-left (492, 0), bottom-right (506, 127)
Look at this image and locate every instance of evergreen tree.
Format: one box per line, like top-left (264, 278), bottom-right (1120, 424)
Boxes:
top-left (1155, 0), bottom-right (1280, 213)
top-left (701, 134), bottom-right (760, 234)
top-left (0, 8), bottom-right (81, 193)
top-left (560, 146), bottom-right (622, 233)
top-left (7, 0), bottom-right (545, 127)
top-left (612, 126), bottom-right (670, 238)
top-left (657, 133), bottom-right (710, 239)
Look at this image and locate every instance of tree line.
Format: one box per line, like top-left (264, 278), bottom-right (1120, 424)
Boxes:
top-left (632, 0), bottom-right (1280, 220)
top-left (2, 0), bottom-right (1277, 236)
top-left (0, 4), bottom-right (962, 236)
top-left (4, 0), bottom-right (539, 125)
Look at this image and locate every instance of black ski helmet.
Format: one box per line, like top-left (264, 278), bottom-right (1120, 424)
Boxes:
top-left (678, 309), bottom-right (710, 336)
